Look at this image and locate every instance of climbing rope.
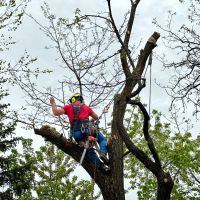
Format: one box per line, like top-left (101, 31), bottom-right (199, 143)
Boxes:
top-left (141, 51), bottom-right (153, 116)
top-left (126, 105), bottom-right (135, 130)
top-left (91, 159), bottom-right (97, 200)
top-left (149, 57), bottom-right (152, 116)
top-left (104, 111), bottom-right (107, 131)
top-left (59, 116), bottom-right (66, 137)
top-left (147, 51), bottom-right (153, 116)
top-left (101, 78), bottom-right (126, 116)
top-left (126, 51), bottom-right (153, 130)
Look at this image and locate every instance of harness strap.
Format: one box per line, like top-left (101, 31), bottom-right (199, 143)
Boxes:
top-left (70, 104), bottom-right (99, 145)
top-left (71, 104), bottom-right (90, 132)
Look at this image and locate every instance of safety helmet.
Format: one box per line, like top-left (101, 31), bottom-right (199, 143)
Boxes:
top-left (69, 93), bottom-right (83, 103)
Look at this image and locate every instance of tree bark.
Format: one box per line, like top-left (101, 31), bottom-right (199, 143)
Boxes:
top-left (157, 172), bottom-right (174, 200)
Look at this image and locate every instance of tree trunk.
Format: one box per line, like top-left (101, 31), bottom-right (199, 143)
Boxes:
top-left (157, 172), bottom-right (174, 200)
top-left (97, 137), bottom-right (125, 200)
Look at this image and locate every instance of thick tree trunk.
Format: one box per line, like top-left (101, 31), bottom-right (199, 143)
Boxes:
top-left (98, 137), bottom-right (125, 200)
top-left (111, 30), bottom-right (174, 200)
top-left (157, 172), bottom-right (174, 200)
top-left (105, 111), bottom-right (125, 200)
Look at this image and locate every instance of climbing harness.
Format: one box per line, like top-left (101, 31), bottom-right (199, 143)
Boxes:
top-left (79, 120), bottom-right (100, 165)
top-left (69, 104), bottom-right (100, 164)
top-left (71, 103), bottom-right (89, 132)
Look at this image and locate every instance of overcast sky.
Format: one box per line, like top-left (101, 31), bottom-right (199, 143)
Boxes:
top-left (4, 0), bottom-right (199, 199)
top-left (8, 0), bottom-right (198, 132)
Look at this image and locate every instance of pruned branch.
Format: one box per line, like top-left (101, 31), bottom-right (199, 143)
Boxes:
top-left (135, 32), bottom-right (160, 76)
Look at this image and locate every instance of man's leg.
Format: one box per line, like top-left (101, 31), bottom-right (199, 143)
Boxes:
top-left (97, 132), bottom-right (109, 165)
top-left (87, 148), bottom-right (110, 174)
top-left (71, 130), bottom-right (85, 147)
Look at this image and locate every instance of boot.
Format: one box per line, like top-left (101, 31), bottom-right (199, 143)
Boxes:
top-left (99, 163), bottom-right (111, 174)
top-left (99, 152), bottom-right (110, 165)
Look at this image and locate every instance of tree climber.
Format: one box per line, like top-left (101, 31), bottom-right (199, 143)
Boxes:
top-left (50, 93), bottom-right (110, 174)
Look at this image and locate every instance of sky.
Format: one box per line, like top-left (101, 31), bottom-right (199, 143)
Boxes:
top-left (4, 0), bottom-right (199, 199)
top-left (8, 0), bottom-right (198, 133)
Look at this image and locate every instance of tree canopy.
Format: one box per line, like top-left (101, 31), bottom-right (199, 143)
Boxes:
top-left (0, 1), bottom-right (35, 199)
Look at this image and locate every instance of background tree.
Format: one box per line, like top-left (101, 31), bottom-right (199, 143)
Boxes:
top-left (0, 1), bottom-right (36, 199)
top-left (9, 1), bottom-right (183, 199)
top-left (154, 0), bottom-right (200, 115)
top-left (0, 82), bottom-right (34, 199)
top-left (33, 142), bottom-right (100, 200)
top-left (125, 107), bottom-right (200, 199)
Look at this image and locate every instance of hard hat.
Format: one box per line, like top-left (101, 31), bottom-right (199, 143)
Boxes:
top-left (70, 93), bottom-right (83, 103)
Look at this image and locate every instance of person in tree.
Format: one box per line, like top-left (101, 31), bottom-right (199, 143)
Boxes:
top-left (50, 93), bottom-right (110, 173)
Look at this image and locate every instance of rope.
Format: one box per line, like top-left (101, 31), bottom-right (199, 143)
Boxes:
top-left (91, 158), bottom-right (97, 200)
top-left (126, 106), bottom-right (135, 130)
top-left (59, 116), bottom-right (66, 137)
top-left (99, 83), bottom-right (125, 131)
top-left (99, 82), bottom-right (125, 120)
top-left (104, 112), bottom-right (107, 131)
top-left (143, 51), bottom-right (152, 79)
top-left (126, 51), bottom-right (153, 130)
top-left (149, 59), bottom-right (152, 116)
top-left (148, 52), bottom-right (153, 116)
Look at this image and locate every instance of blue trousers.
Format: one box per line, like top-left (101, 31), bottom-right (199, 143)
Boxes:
top-left (71, 129), bottom-right (107, 168)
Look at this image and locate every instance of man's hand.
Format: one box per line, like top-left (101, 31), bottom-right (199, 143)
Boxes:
top-left (50, 96), bottom-right (65, 116)
top-left (50, 96), bottom-right (55, 105)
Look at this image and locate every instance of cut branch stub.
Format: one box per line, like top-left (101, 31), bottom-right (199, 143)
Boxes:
top-left (136, 31), bottom-right (160, 76)
top-left (147, 32), bottom-right (160, 45)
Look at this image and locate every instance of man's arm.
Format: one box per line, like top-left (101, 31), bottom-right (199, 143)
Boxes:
top-left (91, 112), bottom-right (99, 121)
top-left (50, 97), bottom-right (65, 116)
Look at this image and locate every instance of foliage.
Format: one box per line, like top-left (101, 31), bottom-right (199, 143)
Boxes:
top-left (0, 85), bottom-right (35, 199)
top-left (0, 0), bottom-right (30, 50)
top-left (31, 142), bottom-right (100, 200)
top-left (125, 108), bottom-right (200, 199)
top-left (0, 1), bottom-right (37, 199)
